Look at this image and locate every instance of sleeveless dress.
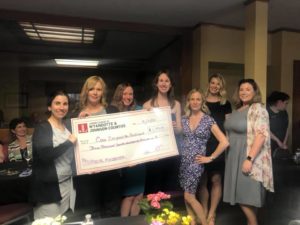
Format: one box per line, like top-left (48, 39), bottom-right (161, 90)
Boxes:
top-left (223, 108), bottom-right (266, 207)
top-left (179, 114), bottom-right (215, 194)
top-left (205, 101), bottom-right (231, 172)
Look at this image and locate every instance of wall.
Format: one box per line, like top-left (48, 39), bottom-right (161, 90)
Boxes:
top-left (192, 25), bottom-right (300, 149)
top-left (197, 25), bottom-right (245, 91)
top-left (0, 53), bottom-right (21, 126)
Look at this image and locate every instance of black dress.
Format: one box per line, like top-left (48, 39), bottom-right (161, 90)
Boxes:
top-left (205, 100), bottom-right (232, 173)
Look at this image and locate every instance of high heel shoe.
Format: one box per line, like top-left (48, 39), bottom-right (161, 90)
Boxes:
top-left (207, 214), bottom-right (216, 225)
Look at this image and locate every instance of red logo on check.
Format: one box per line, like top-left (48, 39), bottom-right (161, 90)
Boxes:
top-left (78, 123), bottom-right (88, 133)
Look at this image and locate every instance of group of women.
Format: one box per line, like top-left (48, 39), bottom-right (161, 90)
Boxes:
top-left (28, 70), bottom-right (274, 225)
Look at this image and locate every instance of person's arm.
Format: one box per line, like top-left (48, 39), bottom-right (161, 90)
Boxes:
top-left (242, 133), bottom-right (265, 174)
top-left (195, 123), bottom-right (229, 163)
top-left (173, 101), bottom-right (182, 134)
top-left (270, 131), bottom-right (285, 149)
top-left (33, 123), bottom-right (75, 162)
top-left (143, 100), bottom-right (151, 110)
top-left (7, 143), bottom-right (16, 162)
top-left (242, 104), bottom-right (269, 174)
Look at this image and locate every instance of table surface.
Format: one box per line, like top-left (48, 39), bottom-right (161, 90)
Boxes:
top-left (65, 215), bottom-right (148, 225)
top-left (0, 161), bottom-right (31, 205)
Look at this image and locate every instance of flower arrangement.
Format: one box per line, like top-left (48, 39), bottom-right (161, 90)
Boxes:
top-left (31, 215), bottom-right (67, 225)
top-left (138, 191), bottom-right (191, 225)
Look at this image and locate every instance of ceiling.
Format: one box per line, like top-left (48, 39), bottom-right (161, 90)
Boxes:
top-left (0, 0), bottom-right (299, 70)
top-left (0, 0), bottom-right (299, 30)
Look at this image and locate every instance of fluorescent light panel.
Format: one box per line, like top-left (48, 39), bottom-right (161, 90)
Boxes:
top-left (55, 59), bottom-right (99, 67)
top-left (19, 22), bottom-right (95, 44)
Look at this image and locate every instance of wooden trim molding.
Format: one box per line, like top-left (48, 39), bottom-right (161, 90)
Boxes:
top-left (244, 0), bottom-right (269, 6)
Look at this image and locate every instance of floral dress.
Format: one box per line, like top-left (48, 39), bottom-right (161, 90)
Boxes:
top-left (179, 114), bottom-right (215, 194)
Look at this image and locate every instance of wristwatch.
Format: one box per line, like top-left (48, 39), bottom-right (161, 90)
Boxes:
top-left (246, 156), bottom-right (253, 162)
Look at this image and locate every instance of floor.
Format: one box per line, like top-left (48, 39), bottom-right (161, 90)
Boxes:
top-left (17, 158), bottom-right (300, 225)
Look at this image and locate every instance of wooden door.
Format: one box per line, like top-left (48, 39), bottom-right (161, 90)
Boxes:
top-left (292, 61), bottom-right (300, 151)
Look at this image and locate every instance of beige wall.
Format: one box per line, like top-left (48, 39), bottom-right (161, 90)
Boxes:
top-left (192, 25), bottom-right (300, 149)
top-left (197, 25), bottom-right (245, 91)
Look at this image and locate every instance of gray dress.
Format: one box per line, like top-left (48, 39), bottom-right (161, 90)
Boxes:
top-left (223, 107), bottom-right (266, 207)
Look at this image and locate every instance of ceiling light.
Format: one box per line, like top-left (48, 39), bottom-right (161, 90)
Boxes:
top-left (19, 22), bottom-right (95, 44)
top-left (54, 59), bottom-right (99, 67)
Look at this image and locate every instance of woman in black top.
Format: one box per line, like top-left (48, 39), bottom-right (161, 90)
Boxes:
top-left (199, 73), bottom-right (232, 225)
top-left (30, 90), bottom-right (77, 219)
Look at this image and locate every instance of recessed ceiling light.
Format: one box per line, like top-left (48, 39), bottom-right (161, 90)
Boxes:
top-left (54, 59), bottom-right (99, 67)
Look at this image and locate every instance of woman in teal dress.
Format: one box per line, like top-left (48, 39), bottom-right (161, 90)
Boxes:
top-left (111, 83), bottom-right (146, 217)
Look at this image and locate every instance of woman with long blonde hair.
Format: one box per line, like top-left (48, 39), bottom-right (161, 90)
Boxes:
top-left (77, 75), bottom-right (120, 217)
top-left (179, 89), bottom-right (229, 225)
top-left (199, 73), bottom-right (232, 225)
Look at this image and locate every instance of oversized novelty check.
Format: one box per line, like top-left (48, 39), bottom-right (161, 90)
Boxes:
top-left (71, 107), bottom-right (178, 175)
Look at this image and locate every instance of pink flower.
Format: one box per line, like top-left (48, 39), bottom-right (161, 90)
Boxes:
top-left (151, 200), bottom-right (161, 209)
top-left (147, 194), bottom-right (156, 201)
top-left (157, 191), bottom-right (171, 200)
top-left (151, 220), bottom-right (164, 225)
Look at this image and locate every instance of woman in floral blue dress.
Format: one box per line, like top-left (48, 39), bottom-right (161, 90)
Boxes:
top-left (179, 89), bottom-right (229, 225)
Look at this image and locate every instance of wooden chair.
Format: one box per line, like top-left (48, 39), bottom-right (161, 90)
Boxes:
top-left (0, 203), bottom-right (33, 225)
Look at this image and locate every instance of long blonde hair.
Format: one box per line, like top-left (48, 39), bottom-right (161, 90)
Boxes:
top-left (184, 89), bottom-right (210, 117)
top-left (205, 73), bottom-right (227, 105)
top-left (79, 75), bottom-right (107, 110)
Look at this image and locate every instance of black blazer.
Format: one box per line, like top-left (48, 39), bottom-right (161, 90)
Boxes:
top-left (30, 121), bottom-right (74, 204)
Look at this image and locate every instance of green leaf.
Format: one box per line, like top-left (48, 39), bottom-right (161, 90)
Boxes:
top-left (160, 201), bottom-right (173, 210)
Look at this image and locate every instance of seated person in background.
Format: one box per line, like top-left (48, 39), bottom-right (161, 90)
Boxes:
top-left (8, 118), bottom-right (32, 162)
top-left (266, 91), bottom-right (290, 155)
top-left (0, 141), bottom-right (5, 163)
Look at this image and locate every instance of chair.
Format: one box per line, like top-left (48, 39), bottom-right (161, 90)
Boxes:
top-left (0, 203), bottom-right (33, 225)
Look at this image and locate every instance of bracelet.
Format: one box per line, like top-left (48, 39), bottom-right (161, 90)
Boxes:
top-left (210, 155), bottom-right (215, 161)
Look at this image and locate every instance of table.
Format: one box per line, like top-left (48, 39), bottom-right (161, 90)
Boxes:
top-left (0, 162), bottom-right (31, 205)
top-left (65, 215), bottom-right (148, 225)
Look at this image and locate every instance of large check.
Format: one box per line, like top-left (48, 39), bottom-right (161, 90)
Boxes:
top-left (71, 107), bottom-right (179, 175)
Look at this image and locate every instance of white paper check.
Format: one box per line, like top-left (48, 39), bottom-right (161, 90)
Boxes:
top-left (71, 106), bottom-right (179, 175)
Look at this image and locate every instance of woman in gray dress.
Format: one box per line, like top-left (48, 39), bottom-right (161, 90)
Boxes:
top-left (223, 79), bottom-right (274, 225)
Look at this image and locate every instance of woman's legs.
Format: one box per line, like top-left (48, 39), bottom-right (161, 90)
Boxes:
top-left (184, 192), bottom-right (208, 225)
top-left (240, 204), bottom-right (258, 225)
top-left (207, 173), bottom-right (222, 224)
top-left (121, 194), bottom-right (144, 217)
top-left (198, 173), bottom-right (209, 216)
top-left (120, 196), bottom-right (134, 217)
top-left (130, 193), bottom-right (143, 216)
